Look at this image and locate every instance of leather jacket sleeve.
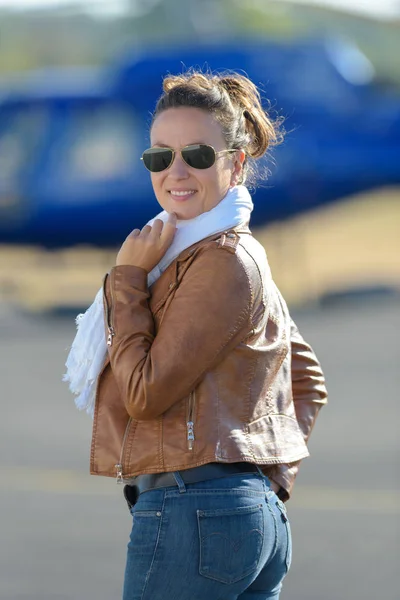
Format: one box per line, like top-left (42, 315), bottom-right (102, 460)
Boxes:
top-left (270, 319), bottom-right (328, 500)
top-left (103, 244), bottom-right (255, 420)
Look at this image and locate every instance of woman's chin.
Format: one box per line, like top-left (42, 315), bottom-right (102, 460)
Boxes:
top-left (174, 206), bottom-right (202, 221)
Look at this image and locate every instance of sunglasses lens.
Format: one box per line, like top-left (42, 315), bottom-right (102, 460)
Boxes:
top-left (181, 144), bottom-right (215, 169)
top-left (142, 148), bottom-right (173, 172)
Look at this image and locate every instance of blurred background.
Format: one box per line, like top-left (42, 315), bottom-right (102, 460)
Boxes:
top-left (0, 1), bottom-right (399, 599)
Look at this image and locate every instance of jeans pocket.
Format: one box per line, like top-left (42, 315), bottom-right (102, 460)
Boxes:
top-left (123, 509), bottom-right (163, 600)
top-left (124, 485), bottom-right (139, 511)
top-left (275, 500), bottom-right (292, 573)
top-left (197, 503), bottom-right (264, 584)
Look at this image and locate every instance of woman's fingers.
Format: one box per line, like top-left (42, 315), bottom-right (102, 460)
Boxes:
top-left (150, 219), bottom-right (164, 237)
top-left (116, 214), bottom-right (177, 270)
top-left (141, 224), bottom-right (152, 236)
top-left (134, 216), bottom-right (175, 240)
top-left (160, 213), bottom-right (177, 247)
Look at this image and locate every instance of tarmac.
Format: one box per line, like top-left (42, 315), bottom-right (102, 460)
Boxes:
top-left (0, 296), bottom-right (399, 600)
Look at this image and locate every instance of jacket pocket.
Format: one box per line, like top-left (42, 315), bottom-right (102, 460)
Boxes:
top-left (197, 504), bottom-right (264, 584)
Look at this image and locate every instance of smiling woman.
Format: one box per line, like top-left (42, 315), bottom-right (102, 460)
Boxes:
top-left (64, 68), bottom-right (327, 600)
top-left (141, 71), bottom-right (281, 220)
top-left (147, 107), bottom-right (244, 219)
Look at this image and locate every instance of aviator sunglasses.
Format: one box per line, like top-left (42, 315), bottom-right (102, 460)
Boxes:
top-left (141, 144), bottom-right (237, 173)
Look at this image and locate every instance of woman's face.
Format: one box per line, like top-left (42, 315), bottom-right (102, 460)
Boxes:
top-left (149, 107), bottom-right (243, 220)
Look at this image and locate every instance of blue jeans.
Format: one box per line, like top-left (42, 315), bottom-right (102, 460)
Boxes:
top-left (122, 471), bottom-right (292, 600)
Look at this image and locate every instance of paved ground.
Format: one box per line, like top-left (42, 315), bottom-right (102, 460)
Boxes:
top-left (0, 297), bottom-right (399, 600)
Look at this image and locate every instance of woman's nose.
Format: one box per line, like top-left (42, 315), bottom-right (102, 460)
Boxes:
top-left (168, 153), bottom-right (190, 178)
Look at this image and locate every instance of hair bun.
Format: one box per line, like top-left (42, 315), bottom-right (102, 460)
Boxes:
top-left (217, 74), bottom-right (282, 159)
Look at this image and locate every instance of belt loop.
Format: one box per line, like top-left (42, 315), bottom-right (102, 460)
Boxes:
top-left (255, 465), bottom-right (265, 478)
top-left (256, 465), bottom-right (271, 489)
top-left (255, 466), bottom-right (273, 503)
top-left (173, 471), bottom-right (187, 493)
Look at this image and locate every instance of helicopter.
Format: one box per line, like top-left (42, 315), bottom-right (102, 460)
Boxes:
top-left (0, 37), bottom-right (399, 248)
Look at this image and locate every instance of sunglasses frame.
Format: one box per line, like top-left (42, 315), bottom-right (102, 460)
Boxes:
top-left (141, 144), bottom-right (237, 173)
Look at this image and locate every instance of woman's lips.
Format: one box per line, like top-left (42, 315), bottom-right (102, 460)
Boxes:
top-left (169, 190), bottom-right (197, 202)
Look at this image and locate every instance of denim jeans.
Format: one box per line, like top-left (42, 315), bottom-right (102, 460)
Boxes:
top-left (122, 471), bottom-right (292, 600)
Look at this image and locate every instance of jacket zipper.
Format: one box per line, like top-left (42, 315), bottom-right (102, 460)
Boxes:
top-left (91, 357), bottom-right (110, 474)
top-left (115, 417), bottom-right (132, 484)
top-left (103, 270), bottom-right (125, 480)
top-left (103, 272), bottom-right (115, 347)
top-left (187, 391), bottom-right (196, 451)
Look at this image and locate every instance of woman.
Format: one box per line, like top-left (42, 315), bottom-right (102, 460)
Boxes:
top-left (65, 71), bottom-right (327, 600)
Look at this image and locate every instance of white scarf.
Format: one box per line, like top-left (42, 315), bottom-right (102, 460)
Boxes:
top-left (63, 185), bottom-right (253, 417)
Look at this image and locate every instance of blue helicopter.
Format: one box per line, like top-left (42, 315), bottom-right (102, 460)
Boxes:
top-left (0, 38), bottom-right (399, 248)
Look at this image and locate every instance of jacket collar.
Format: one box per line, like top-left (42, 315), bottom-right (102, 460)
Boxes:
top-left (176, 224), bottom-right (251, 263)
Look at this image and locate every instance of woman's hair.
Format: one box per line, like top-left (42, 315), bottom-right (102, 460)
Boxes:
top-left (151, 70), bottom-right (284, 186)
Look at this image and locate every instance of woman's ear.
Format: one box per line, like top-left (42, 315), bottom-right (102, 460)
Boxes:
top-left (230, 150), bottom-right (246, 187)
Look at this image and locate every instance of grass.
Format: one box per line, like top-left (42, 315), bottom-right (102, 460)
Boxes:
top-left (254, 186), bottom-right (400, 306)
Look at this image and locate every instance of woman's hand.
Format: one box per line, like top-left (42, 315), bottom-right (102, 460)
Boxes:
top-left (116, 213), bottom-right (177, 272)
top-left (270, 480), bottom-right (281, 495)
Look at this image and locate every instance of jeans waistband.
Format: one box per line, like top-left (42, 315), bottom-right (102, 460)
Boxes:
top-left (124, 462), bottom-right (261, 509)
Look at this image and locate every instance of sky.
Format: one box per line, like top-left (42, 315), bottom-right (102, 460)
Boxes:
top-left (288, 0), bottom-right (400, 20)
top-left (0, 0), bottom-right (131, 17)
top-left (0, 0), bottom-right (399, 20)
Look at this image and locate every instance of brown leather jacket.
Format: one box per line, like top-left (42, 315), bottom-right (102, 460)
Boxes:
top-left (90, 227), bottom-right (327, 499)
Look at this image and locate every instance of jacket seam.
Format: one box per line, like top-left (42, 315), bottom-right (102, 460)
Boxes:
top-left (90, 374), bottom-right (103, 472)
top-left (238, 241), bottom-right (267, 324)
top-left (235, 249), bottom-right (255, 325)
top-left (243, 356), bottom-right (258, 461)
top-left (159, 415), bottom-right (164, 471)
top-left (215, 370), bottom-right (221, 460)
top-left (91, 450), bottom-right (310, 478)
top-left (125, 419), bottom-right (137, 473)
top-left (266, 335), bottom-right (289, 404)
top-left (235, 247), bottom-right (263, 461)
top-left (152, 261), bottom-right (179, 315)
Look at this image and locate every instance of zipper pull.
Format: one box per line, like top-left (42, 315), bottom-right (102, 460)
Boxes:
top-left (187, 421), bottom-right (195, 450)
top-left (107, 326), bottom-right (115, 347)
top-left (115, 463), bottom-right (123, 484)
